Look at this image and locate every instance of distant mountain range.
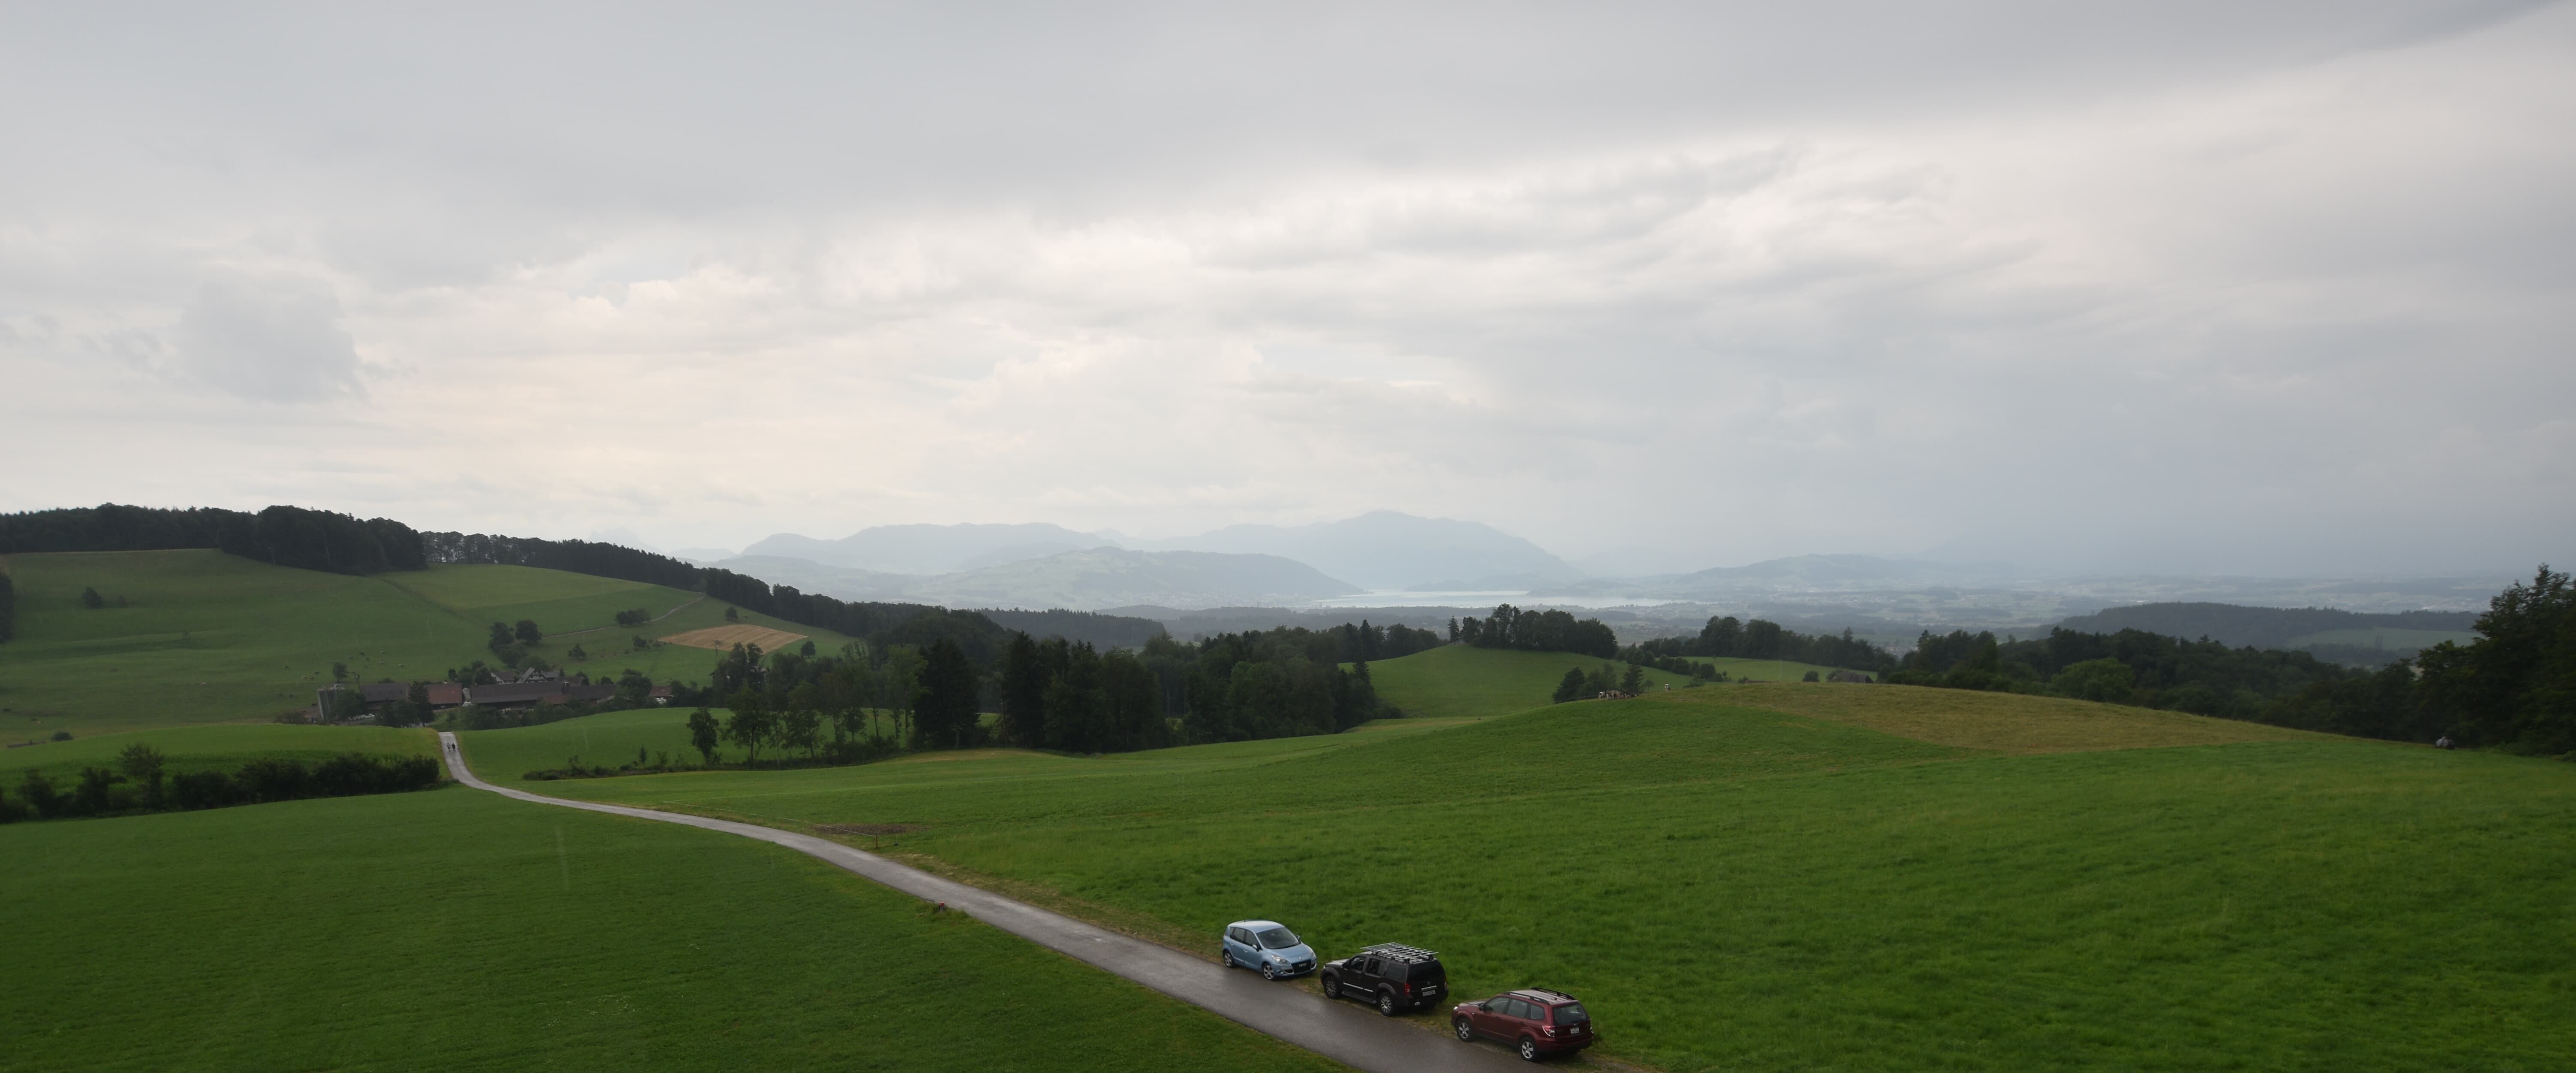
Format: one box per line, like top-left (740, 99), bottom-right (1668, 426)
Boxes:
top-left (1130, 511), bottom-right (1580, 591)
top-left (708, 547), bottom-right (1359, 611)
top-left (740, 522), bottom-right (1108, 575)
top-left (722, 511), bottom-right (1579, 597)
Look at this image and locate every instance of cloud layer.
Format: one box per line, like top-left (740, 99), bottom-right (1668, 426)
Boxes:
top-left (3, 1), bottom-right (2570, 575)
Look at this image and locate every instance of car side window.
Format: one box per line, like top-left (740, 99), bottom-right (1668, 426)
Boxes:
top-left (1481, 997), bottom-right (1508, 1012)
top-left (1512, 999), bottom-right (1540, 1019)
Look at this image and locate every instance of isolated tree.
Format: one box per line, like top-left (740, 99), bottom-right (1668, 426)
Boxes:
top-left (567, 643), bottom-right (587, 661)
top-left (912, 639), bottom-right (981, 750)
top-left (724, 688), bottom-right (774, 766)
top-left (799, 639), bottom-right (817, 657)
top-left (331, 661), bottom-right (350, 683)
top-left (686, 708), bottom-right (721, 765)
top-left (999, 632), bottom-right (1049, 748)
top-left (724, 606), bottom-right (740, 621)
top-left (1801, 670), bottom-right (1822, 682)
top-left (488, 621), bottom-right (513, 649)
top-left (514, 619), bottom-right (543, 645)
top-left (81, 586), bottom-right (105, 609)
top-left (1619, 664), bottom-right (1646, 695)
top-left (118, 743), bottom-right (167, 808)
top-left (778, 704), bottom-right (822, 761)
top-left (1552, 667), bottom-right (1588, 703)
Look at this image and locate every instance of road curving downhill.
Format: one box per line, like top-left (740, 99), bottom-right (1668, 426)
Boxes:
top-left (437, 733), bottom-right (1536, 1073)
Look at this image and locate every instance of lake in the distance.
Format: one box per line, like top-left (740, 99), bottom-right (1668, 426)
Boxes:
top-left (1308, 591), bottom-right (1684, 609)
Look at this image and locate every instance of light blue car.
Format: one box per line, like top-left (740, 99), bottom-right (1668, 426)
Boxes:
top-left (1221, 919), bottom-right (1317, 980)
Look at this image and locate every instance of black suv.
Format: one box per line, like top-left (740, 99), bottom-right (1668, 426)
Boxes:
top-left (1320, 943), bottom-right (1447, 1016)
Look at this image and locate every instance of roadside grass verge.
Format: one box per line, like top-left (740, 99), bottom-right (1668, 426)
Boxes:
top-left (488, 692), bottom-right (2576, 1071)
top-left (0, 786), bottom-right (1344, 1073)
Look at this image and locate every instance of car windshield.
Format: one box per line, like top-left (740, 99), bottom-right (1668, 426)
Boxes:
top-left (1549, 1002), bottom-right (1589, 1025)
top-left (1256, 928), bottom-right (1301, 950)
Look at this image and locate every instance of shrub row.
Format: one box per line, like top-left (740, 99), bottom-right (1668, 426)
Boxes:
top-left (0, 752), bottom-right (443, 822)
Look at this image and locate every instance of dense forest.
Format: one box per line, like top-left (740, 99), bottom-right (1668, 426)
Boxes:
top-left (659, 616), bottom-right (1420, 763)
top-left (2054, 601), bottom-right (2479, 666)
top-left (1627, 615), bottom-right (1898, 674)
top-left (0, 503), bottom-right (426, 575)
top-left (422, 530), bottom-right (701, 588)
top-left (2053, 602), bottom-right (2478, 649)
top-left (1886, 566), bottom-right (2575, 755)
top-left (1449, 604), bottom-right (1619, 658)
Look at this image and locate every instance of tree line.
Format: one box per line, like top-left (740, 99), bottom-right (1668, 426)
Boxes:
top-left (0, 503), bottom-right (427, 576)
top-left (1628, 616), bottom-right (1898, 673)
top-left (1448, 604), bottom-right (1618, 658)
top-left (0, 743), bottom-right (442, 823)
top-left (1881, 565), bottom-right (2576, 754)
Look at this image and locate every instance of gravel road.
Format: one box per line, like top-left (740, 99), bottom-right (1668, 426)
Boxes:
top-left (437, 732), bottom-right (1537, 1072)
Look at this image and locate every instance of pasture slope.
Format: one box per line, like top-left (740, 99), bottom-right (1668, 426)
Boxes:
top-left (0, 785), bottom-right (1343, 1073)
top-left (464, 668), bottom-right (2576, 1072)
top-left (0, 551), bottom-right (849, 737)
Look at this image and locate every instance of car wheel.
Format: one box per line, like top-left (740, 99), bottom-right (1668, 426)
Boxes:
top-left (1262, 962), bottom-right (1280, 981)
top-left (1454, 1018), bottom-right (1475, 1042)
top-left (1378, 991), bottom-right (1399, 1017)
top-left (1519, 1037), bottom-right (1540, 1062)
top-left (1219, 949), bottom-right (1233, 969)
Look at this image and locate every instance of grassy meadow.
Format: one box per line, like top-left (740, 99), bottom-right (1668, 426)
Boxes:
top-left (463, 673), bottom-right (2576, 1072)
top-left (0, 552), bottom-right (848, 738)
top-left (0, 551), bottom-right (493, 736)
top-left (0, 785), bottom-right (1343, 1073)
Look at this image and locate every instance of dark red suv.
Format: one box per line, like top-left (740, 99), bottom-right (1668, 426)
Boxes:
top-left (1451, 988), bottom-right (1595, 1061)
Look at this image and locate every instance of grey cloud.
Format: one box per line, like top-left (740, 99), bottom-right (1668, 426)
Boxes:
top-left (173, 276), bottom-right (365, 402)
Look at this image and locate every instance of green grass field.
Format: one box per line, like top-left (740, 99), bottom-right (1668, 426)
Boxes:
top-left (1361, 645), bottom-right (1701, 719)
top-left (0, 785), bottom-right (1343, 1073)
top-left (0, 552), bottom-right (853, 737)
top-left (471, 674), bottom-right (2576, 1072)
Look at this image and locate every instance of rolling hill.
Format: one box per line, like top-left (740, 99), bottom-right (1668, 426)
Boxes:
top-left (0, 551), bottom-right (854, 736)
top-left (456, 678), bottom-right (2576, 1072)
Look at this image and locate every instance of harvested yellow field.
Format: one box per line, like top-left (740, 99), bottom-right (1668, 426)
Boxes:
top-left (659, 624), bottom-right (809, 652)
top-left (1661, 681), bottom-right (2325, 754)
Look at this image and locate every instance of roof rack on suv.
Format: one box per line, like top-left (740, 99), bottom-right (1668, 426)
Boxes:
top-left (1526, 987), bottom-right (1576, 1000)
top-left (1362, 943), bottom-right (1440, 964)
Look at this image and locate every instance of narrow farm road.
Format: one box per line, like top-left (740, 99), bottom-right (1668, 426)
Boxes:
top-left (437, 733), bottom-right (1534, 1073)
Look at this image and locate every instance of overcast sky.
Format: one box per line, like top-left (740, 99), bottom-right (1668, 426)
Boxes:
top-left (4, 1), bottom-right (2569, 576)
